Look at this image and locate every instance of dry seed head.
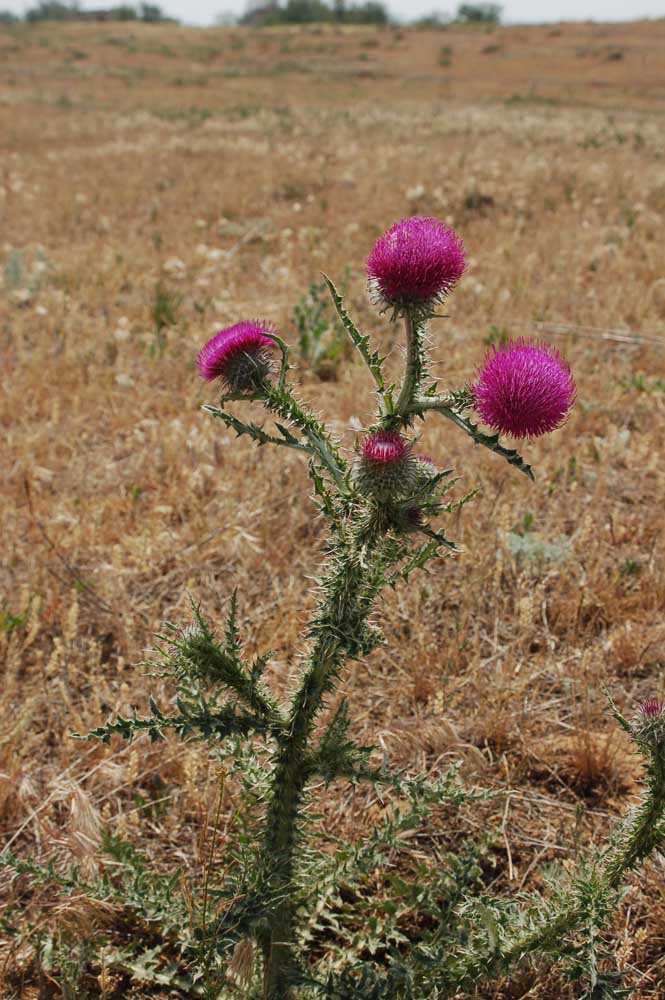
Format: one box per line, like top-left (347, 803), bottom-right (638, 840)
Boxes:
top-left (64, 592), bottom-right (79, 645)
top-left (227, 937), bottom-right (256, 988)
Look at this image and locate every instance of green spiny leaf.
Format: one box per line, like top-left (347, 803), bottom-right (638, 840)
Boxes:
top-left (323, 274), bottom-right (385, 392)
top-left (417, 401), bottom-right (535, 480)
top-left (203, 405), bottom-right (311, 455)
top-left (388, 538), bottom-right (448, 587)
top-left (453, 413), bottom-right (534, 480)
top-left (224, 589), bottom-right (241, 660)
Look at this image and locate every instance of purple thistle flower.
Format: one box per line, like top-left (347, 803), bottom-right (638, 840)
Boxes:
top-left (473, 339), bottom-right (575, 439)
top-left (362, 431), bottom-right (409, 465)
top-left (355, 431), bottom-right (417, 501)
top-left (366, 217), bottom-right (466, 315)
top-left (640, 698), bottom-right (664, 719)
top-left (632, 698), bottom-right (665, 746)
top-left (197, 320), bottom-right (275, 393)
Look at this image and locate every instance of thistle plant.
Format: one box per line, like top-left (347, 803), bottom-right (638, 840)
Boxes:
top-left (11, 217), bottom-right (665, 998)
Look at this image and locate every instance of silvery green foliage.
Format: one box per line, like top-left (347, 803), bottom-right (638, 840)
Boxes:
top-left (5, 272), bottom-right (665, 1000)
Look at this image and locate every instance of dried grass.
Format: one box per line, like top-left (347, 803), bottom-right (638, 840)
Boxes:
top-left (1, 17), bottom-right (665, 998)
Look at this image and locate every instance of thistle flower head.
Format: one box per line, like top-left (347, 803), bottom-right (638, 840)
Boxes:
top-left (197, 320), bottom-right (275, 393)
top-left (632, 698), bottom-right (665, 746)
top-left (473, 339), bottom-right (575, 439)
top-left (640, 698), bottom-right (665, 719)
top-left (366, 216), bottom-right (466, 316)
top-left (355, 430), bottom-right (417, 501)
top-left (362, 431), bottom-right (409, 465)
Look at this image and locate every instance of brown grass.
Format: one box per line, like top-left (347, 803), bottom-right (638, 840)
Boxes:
top-left (1, 16), bottom-right (665, 998)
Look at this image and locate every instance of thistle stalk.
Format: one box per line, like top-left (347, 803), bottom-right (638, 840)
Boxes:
top-left (260, 528), bottom-right (380, 997)
top-left (394, 311), bottom-right (421, 419)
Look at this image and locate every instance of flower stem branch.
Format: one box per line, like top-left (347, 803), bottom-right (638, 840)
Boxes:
top-left (263, 384), bottom-right (348, 492)
top-left (412, 395), bottom-right (535, 480)
top-left (394, 311), bottom-right (423, 420)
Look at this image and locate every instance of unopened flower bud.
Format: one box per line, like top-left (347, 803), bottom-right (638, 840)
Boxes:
top-left (197, 320), bottom-right (275, 393)
top-left (394, 505), bottom-right (426, 533)
top-left (414, 452), bottom-right (438, 483)
top-left (355, 431), bottom-right (417, 501)
top-left (631, 699), bottom-right (665, 746)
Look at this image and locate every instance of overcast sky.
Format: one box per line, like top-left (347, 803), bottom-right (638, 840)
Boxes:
top-left (3, 0), bottom-right (663, 27)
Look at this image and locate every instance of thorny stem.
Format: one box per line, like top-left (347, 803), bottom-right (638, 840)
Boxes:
top-left (603, 753), bottom-right (665, 887)
top-left (413, 395), bottom-right (471, 427)
top-left (394, 311), bottom-right (421, 419)
top-left (259, 526), bottom-right (380, 998)
top-left (201, 772), bottom-right (226, 988)
top-left (263, 383), bottom-right (348, 492)
top-left (413, 393), bottom-right (459, 412)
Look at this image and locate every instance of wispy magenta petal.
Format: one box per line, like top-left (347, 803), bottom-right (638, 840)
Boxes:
top-left (632, 697), bottom-right (665, 745)
top-left (473, 339), bottom-right (575, 439)
top-left (362, 431), bottom-right (409, 464)
top-left (367, 217), bottom-right (466, 313)
top-left (640, 699), bottom-right (665, 720)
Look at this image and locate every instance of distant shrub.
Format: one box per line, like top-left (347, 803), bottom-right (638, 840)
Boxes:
top-left (416, 12), bottom-right (451, 27)
top-left (25, 1), bottom-right (75, 22)
top-left (457, 2), bottom-right (502, 23)
top-left (113, 4), bottom-right (138, 18)
top-left (438, 43), bottom-right (453, 66)
top-left (293, 271), bottom-right (353, 380)
top-left (341, 1), bottom-right (388, 24)
top-left (138, 2), bottom-right (170, 21)
top-left (23, 0), bottom-right (172, 21)
top-left (463, 190), bottom-right (495, 213)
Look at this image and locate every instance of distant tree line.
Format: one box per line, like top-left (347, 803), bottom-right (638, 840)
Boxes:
top-left (0, 0), bottom-right (502, 28)
top-left (0, 2), bottom-right (174, 23)
top-left (236, 2), bottom-right (502, 27)
top-left (240, 1), bottom-right (390, 26)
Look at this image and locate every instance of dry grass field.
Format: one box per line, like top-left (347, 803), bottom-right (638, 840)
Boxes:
top-left (1, 15), bottom-right (665, 998)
